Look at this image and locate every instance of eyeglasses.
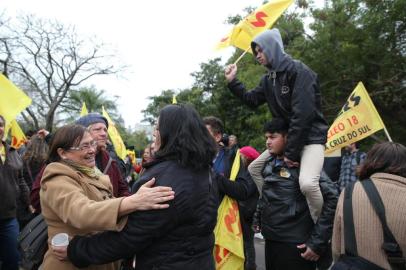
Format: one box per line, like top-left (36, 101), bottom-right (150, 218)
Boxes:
top-left (69, 141), bottom-right (98, 151)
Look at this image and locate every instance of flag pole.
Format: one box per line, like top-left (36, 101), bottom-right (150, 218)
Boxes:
top-left (233, 46), bottom-right (251, 65)
top-left (383, 127), bottom-right (393, 142)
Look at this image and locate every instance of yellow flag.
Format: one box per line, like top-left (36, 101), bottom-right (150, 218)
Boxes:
top-left (102, 107), bottom-right (127, 160)
top-left (325, 82), bottom-right (386, 154)
top-left (214, 150), bottom-right (245, 270)
top-left (126, 149), bottom-right (136, 165)
top-left (10, 119), bottom-right (27, 149)
top-left (0, 74), bottom-right (32, 123)
top-left (80, 102), bottom-right (88, 116)
top-left (216, 0), bottom-right (294, 53)
top-left (172, 95), bottom-right (177, 104)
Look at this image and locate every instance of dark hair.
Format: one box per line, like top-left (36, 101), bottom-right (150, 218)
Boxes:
top-left (155, 104), bottom-right (217, 171)
top-left (359, 142), bottom-right (406, 179)
top-left (23, 134), bottom-right (49, 163)
top-left (47, 124), bottom-right (88, 163)
top-left (263, 118), bottom-right (289, 134)
top-left (203, 116), bottom-right (224, 136)
top-left (0, 115), bottom-right (5, 125)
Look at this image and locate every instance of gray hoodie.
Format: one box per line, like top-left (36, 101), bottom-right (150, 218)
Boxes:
top-left (251, 28), bottom-right (291, 72)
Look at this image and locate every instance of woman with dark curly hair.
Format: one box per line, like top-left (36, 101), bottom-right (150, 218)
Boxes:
top-left (66, 104), bottom-right (219, 270)
top-left (332, 142), bottom-right (406, 269)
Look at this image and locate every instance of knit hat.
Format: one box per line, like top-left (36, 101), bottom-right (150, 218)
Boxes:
top-left (240, 146), bottom-right (260, 161)
top-left (75, 113), bottom-right (109, 128)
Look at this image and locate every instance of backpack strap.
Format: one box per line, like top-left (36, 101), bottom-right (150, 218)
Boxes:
top-left (103, 156), bottom-right (113, 174)
top-left (360, 179), bottom-right (406, 270)
top-left (343, 181), bottom-right (358, 257)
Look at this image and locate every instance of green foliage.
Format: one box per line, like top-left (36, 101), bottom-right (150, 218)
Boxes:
top-left (120, 130), bottom-right (149, 154)
top-left (61, 85), bottom-right (121, 124)
top-left (142, 89), bottom-right (175, 125)
top-left (143, 0), bottom-right (405, 149)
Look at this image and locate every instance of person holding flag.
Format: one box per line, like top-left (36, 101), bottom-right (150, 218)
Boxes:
top-left (204, 116), bottom-right (258, 270)
top-left (225, 28), bottom-right (329, 223)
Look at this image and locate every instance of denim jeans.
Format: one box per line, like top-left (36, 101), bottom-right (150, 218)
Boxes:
top-left (0, 218), bottom-right (20, 270)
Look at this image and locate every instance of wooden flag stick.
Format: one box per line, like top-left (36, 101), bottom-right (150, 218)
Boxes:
top-left (233, 46), bottom-right (251, 65)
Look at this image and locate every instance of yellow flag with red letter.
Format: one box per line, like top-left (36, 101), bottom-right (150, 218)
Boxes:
top-left (102, 107), bottom-right (127, 160)
top-left (325, 82), bottom-right (386, 154)
top-left (216, 0), bottom-right (294, 52)
top-left (0, 74), bottom-right (32, 123)
top-left (10, 119), bottom-right (27, 149)
top-left (80, 102), bottom-right (88, 116)
top-left (214, 150), bottom-right (244, 270)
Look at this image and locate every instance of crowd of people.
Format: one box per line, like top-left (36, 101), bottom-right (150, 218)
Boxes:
top-left (0, 27), bottom-right (405, 270)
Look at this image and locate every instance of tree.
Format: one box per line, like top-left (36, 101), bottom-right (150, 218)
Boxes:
top-left (301, 0), bottom-right (406, 143)
top-left (61, 85), bottom-right (120, 123)
top-left (142, 89), bottom-right (176, 125)
top-left (0, 14), bottom-right (125, 131)
top-left (144, 0), bottom-right (406, 148)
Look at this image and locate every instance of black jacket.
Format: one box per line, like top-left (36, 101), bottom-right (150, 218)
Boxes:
top-left (0, 142), bottom-right (29, 220)
top-left (253, 157), bottom-right (338, 255)
top-left (228, 60), bottom-right (328, 162)
top-left (68, 158), bottom-right (219, 270)
top-left (215, 147), bottom-right (259, 256)
top-left (215, 147), bottom-right (259, 222)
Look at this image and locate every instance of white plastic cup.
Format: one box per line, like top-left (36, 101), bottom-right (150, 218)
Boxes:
top-left (51, 233), bottom-right (69, 247)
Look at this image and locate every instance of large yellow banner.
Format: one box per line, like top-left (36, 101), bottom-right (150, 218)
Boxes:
top-left (216, 0), bottom-right (294, 52)
top-left (325, 82), bottom-right (386, 154)
top-left (102, 107), bottom-right (127, 160)
top-left (214, 150), bottom-right (244, 270)
top-left (0, 74), bottom-right (32, 123)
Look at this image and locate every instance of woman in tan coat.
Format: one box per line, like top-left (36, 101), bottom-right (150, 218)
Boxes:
top-left (332, 142), bottom-right (406, 269)
top-left (40, 124), bottom-right (174, 270)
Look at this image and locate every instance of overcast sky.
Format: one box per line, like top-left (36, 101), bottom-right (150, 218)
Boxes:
top-left (1, 0), bottom-right (314, 127)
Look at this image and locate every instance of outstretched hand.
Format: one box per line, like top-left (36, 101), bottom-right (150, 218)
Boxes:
top-left (121, 178), bottom-right (175, 214)
top-left (225, 64), bottom-right (237, 82)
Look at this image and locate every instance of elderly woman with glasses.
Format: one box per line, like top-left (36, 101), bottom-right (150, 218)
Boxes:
top-left (40, 124), bottom-right (174, 270)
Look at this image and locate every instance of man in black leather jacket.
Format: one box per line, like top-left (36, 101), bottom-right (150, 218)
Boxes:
top-left (251, 118), bottom-right (338, 270)
top-left (225, 28), bottom-right (329, 224)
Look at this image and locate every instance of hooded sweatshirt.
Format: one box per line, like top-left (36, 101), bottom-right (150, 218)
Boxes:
top-left (251, 28), bottom-right (291, 72)
top-left (228, 28), bottom-right (328, 161)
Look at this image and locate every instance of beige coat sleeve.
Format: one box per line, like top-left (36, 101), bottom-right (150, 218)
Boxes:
top-left (41, 175), bottom-right (126, 231)
top-left (332, 191), bottom-right (344, 261)
top-left (248, 149), bottom-right (270, 195)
